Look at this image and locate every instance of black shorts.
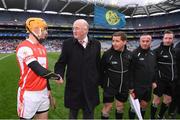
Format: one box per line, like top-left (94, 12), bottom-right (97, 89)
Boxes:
top-left (153, 80), bottom-right (175, 97)
top-left (135, 87), bottom-right (152, 102)
top-left (103, 88), bottom-right (128, 103)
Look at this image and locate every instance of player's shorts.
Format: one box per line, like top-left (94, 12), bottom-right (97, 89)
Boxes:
top-left (103, 88), bottom-right (128, 103)
top-left (135, 87), bottom-right (152, 102)
top-left (17, 87), bottom-right (49, 119)
top-left (153, 80), bottom-right (175, 97)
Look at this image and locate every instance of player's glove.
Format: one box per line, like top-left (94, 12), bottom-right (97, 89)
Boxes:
top-left (43, 72), bottom-right (62, 80)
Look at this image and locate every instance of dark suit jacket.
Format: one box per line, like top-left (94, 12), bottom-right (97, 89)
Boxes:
top-left (54, 37), bottom-right (101, 111)
top-left (175, 42), bottom-right (180, 89)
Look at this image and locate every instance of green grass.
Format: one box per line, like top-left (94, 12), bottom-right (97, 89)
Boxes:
top-left (0, 53), bottom-right (179, 119)
top-left (0, 53), bottom-right (19, 118)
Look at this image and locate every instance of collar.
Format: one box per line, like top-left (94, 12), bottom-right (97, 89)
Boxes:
top-left (73, 36), bottom-right (89, 44)
top-left (138, 46), bottom-right (150, 53)
top-left (26, 38), bottom-right (35, 44)
top-left (26, 38), bottom-right (40, 45)
top-left (79, 36), bottom-right (88, 43)
top-left (111, 45), bottom-right (127, 54)
top-left (160, 42), bottom-right (173, 49)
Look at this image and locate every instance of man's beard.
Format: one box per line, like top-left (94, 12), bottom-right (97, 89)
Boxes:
top-left (38, 39), bottom-right (45, 44)
top-left (38, 35), bottom-right (48, 44)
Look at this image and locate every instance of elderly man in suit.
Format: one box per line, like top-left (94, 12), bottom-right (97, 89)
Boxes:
top-left (54, 19), bottom-right (101, 119)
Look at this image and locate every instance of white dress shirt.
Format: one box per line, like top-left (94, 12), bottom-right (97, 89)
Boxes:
top-left (78, 36), bottom-right (88, 48)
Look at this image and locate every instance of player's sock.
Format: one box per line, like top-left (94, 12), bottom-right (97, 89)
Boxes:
top-left (101, 112), bottom-right (109, 119)
top-left (158, 102), bottom-right (168, 119)
top-left (168, 112), bottom-right (176, 119)
top-left (151, 103), bottom-right (158, 119)
top-left (168, 100), bottom-right (177, 119)
top-left (141, 108), bottom-right (146, 118)
top-left (129, 107), bottom-right (135, 119)
top-left (115, 109), bottom-right (123, 119)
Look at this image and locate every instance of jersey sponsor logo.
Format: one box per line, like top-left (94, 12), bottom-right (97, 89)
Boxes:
top-left (22, 51), bottom-right (28, 57)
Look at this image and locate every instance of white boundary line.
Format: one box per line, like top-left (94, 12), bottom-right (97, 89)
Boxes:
top-left (0, 54), bottom-right (13, 61)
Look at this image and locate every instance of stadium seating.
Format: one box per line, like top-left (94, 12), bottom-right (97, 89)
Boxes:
top-left (0, 11), bottom-right (180, 53)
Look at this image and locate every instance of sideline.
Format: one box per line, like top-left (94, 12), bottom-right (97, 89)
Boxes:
top-left (0, 54), bottom-right (13, 61)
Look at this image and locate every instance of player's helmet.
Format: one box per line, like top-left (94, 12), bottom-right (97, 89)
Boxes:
top-left (25, 17), bottom-right (47, 33)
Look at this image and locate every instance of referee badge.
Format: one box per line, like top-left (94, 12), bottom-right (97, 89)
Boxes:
top-left (111, 61), bottom-right (118, 64)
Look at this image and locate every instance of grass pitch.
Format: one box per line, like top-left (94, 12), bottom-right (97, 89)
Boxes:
top-left (0, 53), bottom-right (178, 119)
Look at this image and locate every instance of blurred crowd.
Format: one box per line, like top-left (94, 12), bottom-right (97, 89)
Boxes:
top-left (0, 39), bottom-right (179, 53)
top-left (0, 39), bottom-right (63, 53)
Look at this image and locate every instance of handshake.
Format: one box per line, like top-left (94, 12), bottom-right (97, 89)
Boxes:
top-left (47, 72), bottom-right (64, 84)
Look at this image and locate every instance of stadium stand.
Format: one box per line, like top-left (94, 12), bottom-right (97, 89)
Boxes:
top-left (0, 2), bottom-right (180, 53)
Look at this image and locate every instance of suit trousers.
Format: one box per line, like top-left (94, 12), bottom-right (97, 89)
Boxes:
top-left (69, 107), bottom-right (94, 119)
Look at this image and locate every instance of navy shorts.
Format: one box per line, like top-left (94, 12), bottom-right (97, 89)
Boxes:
top-left (153, 80), bottom-right (175, 97)
top-left (103, 88), bottom-right (128, 103)
top-left (135, 87), bottom-right (152, 102)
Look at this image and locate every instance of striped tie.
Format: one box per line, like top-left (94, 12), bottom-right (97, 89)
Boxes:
top-left (79, 40), bottom-right (84, 46)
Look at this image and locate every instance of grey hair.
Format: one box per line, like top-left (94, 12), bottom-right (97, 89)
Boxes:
top-left (73, 19), bottom-right (89, 29)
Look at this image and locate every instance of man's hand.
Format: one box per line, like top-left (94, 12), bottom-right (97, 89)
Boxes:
top-left (129, 89), bottom-right (136, 98)
top-left (49, 73), bottom-right (64, 84)
top-left (129, 89), bottom-right (134, 94)
top-left (152, 82), bottom-right (157, 89)
top-left (48, 73), bottom-right (62, 80)
top-left (48, 91), bottom-right (56, 110)
top-left (55, 78), bottom-right (64, 85)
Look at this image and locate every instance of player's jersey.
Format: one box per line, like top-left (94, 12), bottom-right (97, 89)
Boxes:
top-left (16, 39), bottom-right (48, 91)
